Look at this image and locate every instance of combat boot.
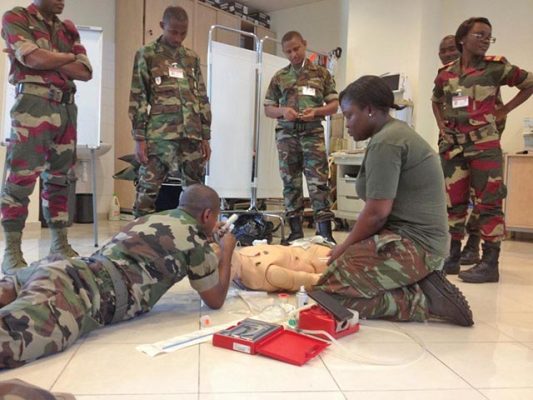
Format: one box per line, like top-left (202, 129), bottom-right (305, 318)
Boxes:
top-left (1, 231), bottom-right (27, 275)
top-left (49, 228), bottom-right (79, 258)
top-left (458, 241), bottom-right (500, 283)
top-left (443, 239), bottom-right (461, 275)
top-left (317, 220), bottom-right (336, 244)
top-left (418, 270), bottom-right (474, 326)
top-left (460, 234), bottom-right (481, 265)
top-left (286, 216), bottom-right (304, 243)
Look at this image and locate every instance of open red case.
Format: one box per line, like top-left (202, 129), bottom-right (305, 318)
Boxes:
top-left (212, 318), bottom-right (329, 366)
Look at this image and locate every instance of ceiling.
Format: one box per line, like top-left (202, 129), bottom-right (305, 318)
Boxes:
top-left (238, 0), bottom-right (325, 13)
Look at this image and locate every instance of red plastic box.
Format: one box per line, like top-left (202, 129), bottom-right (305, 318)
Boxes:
top-left (212, 319), bottom-right (329, 366)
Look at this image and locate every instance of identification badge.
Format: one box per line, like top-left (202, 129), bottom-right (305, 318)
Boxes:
top-left (302, 86), bottom-right (316, 96)
top-left (452, 95), bottom-right (469, 109)
top-left (169, 65), bottom-right (184, 79)
top-left (155, 76), bottom-right (162, 85)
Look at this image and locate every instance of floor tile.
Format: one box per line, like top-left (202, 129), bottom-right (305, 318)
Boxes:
top-left (393, 320), bottom-right (514, 343)
top-left (343, 389), bottom-right (487, 400)
top-left (198, 343), bottom-right (338, 393)
top-left (52, 343), bottom-right (199, 395)
top-left (480, 388), bottom-right (533, 400)
top-left (0, 342), bottom-right (82, 390)
top-left (483, 313), bottom-right (533, 342)
top-left (321, 342), bottom-right (469, 391)
top-left (427, 342), bottom-right (533, 388)
top-left (199, 393), bottom-right (345, 400)
top-left (76, 396), bottom-right (197, 400)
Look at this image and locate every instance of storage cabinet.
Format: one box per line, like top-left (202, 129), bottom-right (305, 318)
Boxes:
top-left (115, 0), bottom-right (276, 210)
top-left (332, 152), bottom-right (365, 220)
top-left (504, 154), bottom-right (533, 232)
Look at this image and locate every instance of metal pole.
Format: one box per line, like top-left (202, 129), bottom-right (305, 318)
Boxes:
top-left (91, 148), bottom-right (98, 247)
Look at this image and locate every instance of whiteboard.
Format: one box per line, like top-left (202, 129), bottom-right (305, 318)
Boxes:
top-left (207, 42), bottom-right (314, 199)
top-left (2, 26), bottom-right (103, 148)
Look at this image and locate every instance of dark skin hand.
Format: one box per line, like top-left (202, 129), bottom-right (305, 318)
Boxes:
top-left (198, 232), bottom-right (237, 309)
top-left (327, 198), bottom-right (393, 265)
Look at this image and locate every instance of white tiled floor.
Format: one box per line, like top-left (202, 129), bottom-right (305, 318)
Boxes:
top-left (2, 221), bottom-right (533, 400)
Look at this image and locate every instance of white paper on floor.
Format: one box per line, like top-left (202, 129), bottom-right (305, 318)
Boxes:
top-left (136, 289), bottom-right (274, 357)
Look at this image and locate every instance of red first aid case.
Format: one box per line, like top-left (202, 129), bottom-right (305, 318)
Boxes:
top-left (212, 318), bottom-right (329, 366)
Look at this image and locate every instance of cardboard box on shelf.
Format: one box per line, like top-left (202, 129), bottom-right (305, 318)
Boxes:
top-left (220, 1), bottom-right (248, 15)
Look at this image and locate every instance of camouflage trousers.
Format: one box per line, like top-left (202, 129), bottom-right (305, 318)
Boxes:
top-left (1, 94), bottom-right (77, 232)
top-left (0, 256), bottom-right (122, 369)
top-left (440, 140), bottom-right (506, 242)
top-left (134, 138), bottom-right (206, 217)
top-left (275, 126), bottom-right (333, 222)
top-left (315, 230), bottom-right (444, 322)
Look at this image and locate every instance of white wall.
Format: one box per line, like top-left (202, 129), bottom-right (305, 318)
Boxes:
top-left (0, 0), bottom-right (116, 226)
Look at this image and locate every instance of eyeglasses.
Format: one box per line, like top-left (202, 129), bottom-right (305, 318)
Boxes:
top-left (470, 33), bottom-right (496, 43)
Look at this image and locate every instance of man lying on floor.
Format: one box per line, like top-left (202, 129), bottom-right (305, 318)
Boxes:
top-left (0, 184), bottom-right (236, 369)
top-left (0, 192), bottom-right (473, 369)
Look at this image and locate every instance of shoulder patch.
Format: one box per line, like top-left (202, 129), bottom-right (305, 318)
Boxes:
top-left (438, 61), bottom-right (454, 72)
top-left (484, 55), bottom-right (507, 63)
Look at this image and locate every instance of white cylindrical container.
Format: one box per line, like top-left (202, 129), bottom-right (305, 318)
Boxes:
top-left (108, 194), bottom-right (120, 221)
top-left (296, 285), bottom-right (308, 308)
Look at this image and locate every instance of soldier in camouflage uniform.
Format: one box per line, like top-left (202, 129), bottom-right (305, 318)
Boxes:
top-left (0, 0), bottom-right (92, 275)
top-left (264, 31), bottom-right (338, 244)
top-left (437, 34), bottom-right (507, 269)
top-left (129, 6), bottom-right (211, 218)
top-left (432, 17), bottom-right (533, 283)
top-left (0, 184), bottom-right (236, 369)
top-left (316, 76), bottom-right (473, 326)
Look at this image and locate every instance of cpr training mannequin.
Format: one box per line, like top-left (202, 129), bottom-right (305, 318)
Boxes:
top-left (226, 241), bottom-right (331, 292)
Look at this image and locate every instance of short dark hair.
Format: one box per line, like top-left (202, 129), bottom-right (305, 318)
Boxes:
top-left (339, 75), bottom-right (398, 113)
top-left (440, 34), bottom-right (455, 47)
top-left (162, 6), bottom-right (188, 24)
top-left (179, 184), bottom-right (220, 218)
top-left (281, 31), bottom-right (304, 44)
top-left (455, 17), bottom-right (491, 52)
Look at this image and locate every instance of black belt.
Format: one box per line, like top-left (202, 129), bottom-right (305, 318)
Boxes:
top-left (15, 82), bottom-right (75, 104)
top-left (279, 120), bottom-right (323, 132)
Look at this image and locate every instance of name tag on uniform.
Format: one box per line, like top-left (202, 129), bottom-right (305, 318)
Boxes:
top-left (302, 86), bottom-right (316, 96)
top-left (452, 95), bottom-right (469, 109)
top-left (169, 65), bottom-right (184, 79)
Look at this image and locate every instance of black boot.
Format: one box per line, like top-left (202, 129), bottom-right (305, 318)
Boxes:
top-left (460, 234), bottom-right (481, 265)
top-left (418, 270), bottom-right (474, 326)
top-left (286, 216), bottom-right (304, 243)
top-left (443, 239), bottom-right (461, 275)
top-left (317, 220), bottom-right (336, 244)
top-left (458, 242), bottom-right (500, 283)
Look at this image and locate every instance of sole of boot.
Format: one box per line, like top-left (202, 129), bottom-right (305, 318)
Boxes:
top-left (420, 271), bottom-right (474, 326)
top-left (458, 272), bottom-right (499, 284)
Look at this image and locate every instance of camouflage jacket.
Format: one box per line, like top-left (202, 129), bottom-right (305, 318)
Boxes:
top-left (1, 4), bottom-right (92, 92)
top-left (432, 56), bottom-right (533, 136)
top-left (264, 59), bottom-right (338, 123)
top-left (94, 208), bottom-right (219, 317)
top-left (129, 37), bottom-right (211, 142)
